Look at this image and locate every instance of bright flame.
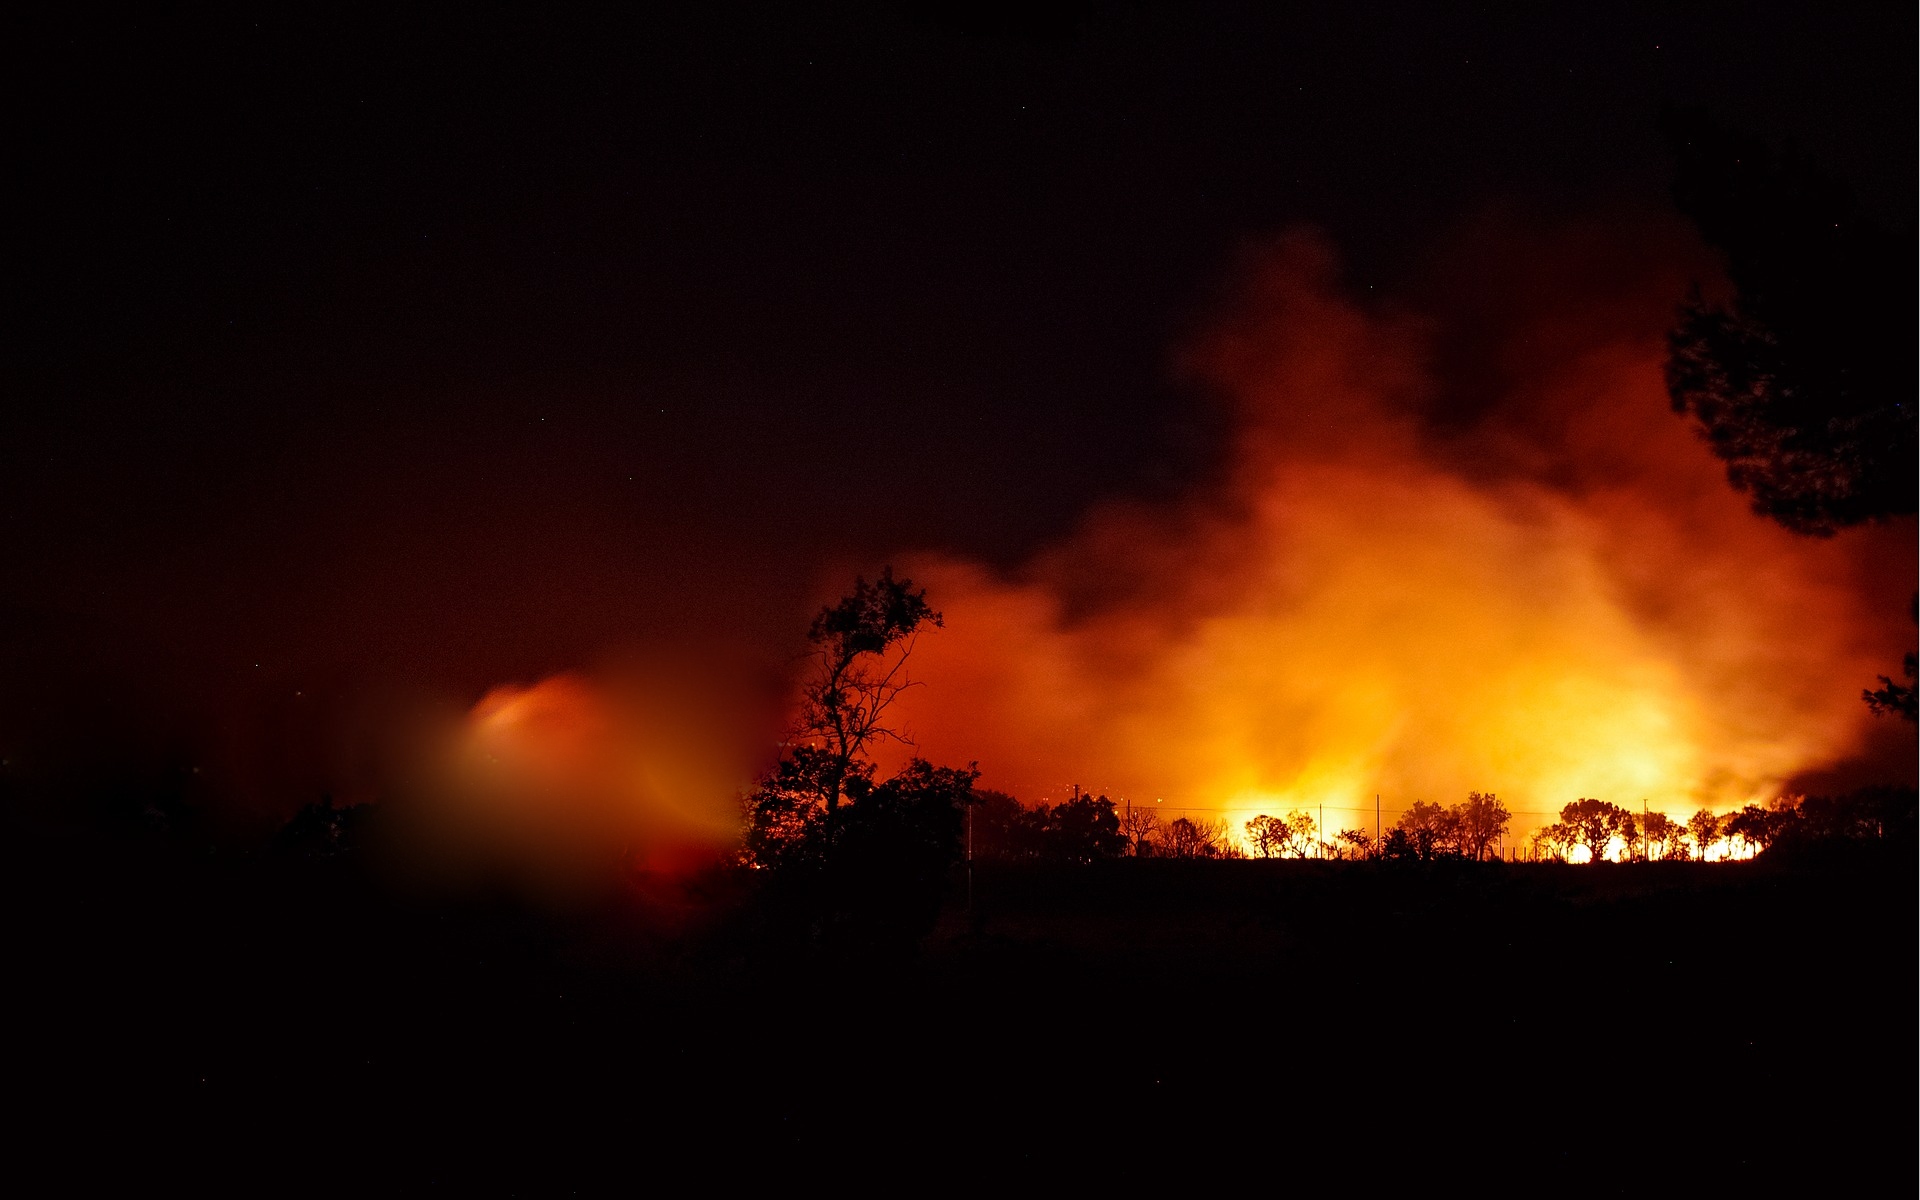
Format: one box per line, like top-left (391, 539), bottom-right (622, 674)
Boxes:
top-left (874, 226), bottom-right (1914, 841)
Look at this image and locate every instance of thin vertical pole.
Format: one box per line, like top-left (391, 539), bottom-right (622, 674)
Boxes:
top-left (966, 794), bottom-right (974, 910)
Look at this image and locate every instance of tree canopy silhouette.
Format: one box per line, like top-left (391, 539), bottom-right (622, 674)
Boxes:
top-left (1721, 803), bottom-right (1788, 858)
top-left (794, 567), bottom-right (942, 831)
top-left (1395, 800), bottom-right (1456, 859)
top-left (741, 569), bottom-right (970, 952)
top-left (1378, 794), bottom-right (1510, 861)
top-left (1037, 791), bottom-right (1128, 863)
top-left (1454, 792), bottom-right (1510, 861)
top-left (1637, 810), bottom-right (1683, 861)
top-left (1861, 595), bottom-right (1917, 724)
top-left (1161, 815), bottom-right (1229, 859)
top-left (1663, 110), bottom-right (1916, 536)
top-left (1244, 814), bottom-right (1286, 858)
top-left (1558, 798), bottom-right (1636, 863)
top-left (963, 788), bottom-right (1128, 863)
top-left (1684, 809), bottom-right (1723, 861)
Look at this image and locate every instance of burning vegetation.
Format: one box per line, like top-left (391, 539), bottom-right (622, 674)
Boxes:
top-left (402, 223), bottom-right (1911, 893)
top-left (868, 227), bottom-right (1912, 846)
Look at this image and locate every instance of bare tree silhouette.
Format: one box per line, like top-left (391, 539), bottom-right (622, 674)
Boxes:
top-left (794, 568), bottom-right (942, 834)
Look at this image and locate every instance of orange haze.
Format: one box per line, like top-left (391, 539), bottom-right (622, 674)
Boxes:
top-left (419, 665), bottom-right (769, 895)
top-left (873, 225), bottom-right (1914, 842)
top-left (457, 223), bottom-right (1912, 859)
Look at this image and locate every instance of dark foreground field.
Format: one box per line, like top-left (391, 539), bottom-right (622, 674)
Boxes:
top-left (8, 838), bottom-right (1913, 1193)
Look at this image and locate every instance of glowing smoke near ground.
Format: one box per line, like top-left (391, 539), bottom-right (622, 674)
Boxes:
top-left (875, 225), bottom-right (1914, 839)
top-left (408, 661), bottom-right (773, 896)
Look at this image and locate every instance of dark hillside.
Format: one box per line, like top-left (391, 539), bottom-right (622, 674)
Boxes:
top-left (8, 837), bottom-right (1910, 1191)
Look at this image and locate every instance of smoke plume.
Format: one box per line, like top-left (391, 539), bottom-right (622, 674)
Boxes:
top-left (873, 224), bottom-right (1914, 840)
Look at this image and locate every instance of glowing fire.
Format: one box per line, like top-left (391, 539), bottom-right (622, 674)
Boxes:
top-left (870, 227), bottom-right (1913, 842)
top-left (452, 226), bottom-right (1909, 860)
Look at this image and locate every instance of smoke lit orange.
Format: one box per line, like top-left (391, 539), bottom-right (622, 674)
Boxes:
top-left (873, 226), bottom-right (1914, 843)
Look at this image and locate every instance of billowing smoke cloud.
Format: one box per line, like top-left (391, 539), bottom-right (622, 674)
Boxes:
top-left (873, 225), bottom-right (1914, 841)
top-left (419, 220), bottom-right (1910, 868)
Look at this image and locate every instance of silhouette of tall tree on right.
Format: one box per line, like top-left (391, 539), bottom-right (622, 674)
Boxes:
top-left (1861, 596), bottom-right (1917, 723)
top-left (1665, 111), bottom-right (1917, 725)
top-left (1663, 109), bottom-right (1915, 536)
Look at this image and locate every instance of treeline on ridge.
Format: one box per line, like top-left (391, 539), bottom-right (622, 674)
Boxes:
top-left (946, 786), bottom-right (1916, 866)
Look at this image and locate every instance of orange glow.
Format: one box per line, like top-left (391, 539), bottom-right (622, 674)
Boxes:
top-left (404, 670), bottom-right (759, 894)
top-left (468, 675), bottom-right (613, 786)
top-left (872, 227), bottom-right (1914, 844)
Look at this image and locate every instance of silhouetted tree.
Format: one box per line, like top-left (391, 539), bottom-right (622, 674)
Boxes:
top-left (1671, 117), bottom-right (1919, 723)
top-left (1455, 792), bottom-right (1511, 861)
top-left (1683, 809), bottom-right (1723, 860)
top-left (1530, 822), bottom-right (1575, 863)
top-left (744, 569), bottom-right (943, 870)
top-left (967, 788), bottom-right (1042, 862)
top-left (1558, 799), bottom-right (1635, 863)
top-left (740, 572), bottom-right (974, 952)
top-left (795, 568), bottom-right (942, 834)
top-left (1244, 811), bottom-right (1315, 858)
top-left (743, 747), bottom-right (867, 871)
top-left (967, 789), bottom-right (1130, 863)
top-left (1120, 806), bottom-right (1160, 857)
top-left (1722, 803), bottom-right (1790, 858)
top-left (1244, 814), bottom-right (1286, 858)
top-left (1863, 653), bottom-right (1917, 721)
top-left (1395, 801), bottom-right (1460, 860)
top-left (824, 759), bottom-right (976, 948)
top-left (1335, 829), bottom-right (1374, 860)
top-left (1039, 792), bottom-right (1128, 863)
top-left (1862, 595), bottom-right (1917, 723)
top-left (1280, 810), bottom-right (1320, 858)
top-left (1379, 827), bottom-right (1417, 861)
top-left (1663, 110), bottom-right (1916, 536)
top-left (1161, 816), bottom-right (1227, 859)
top-left (1638, 811), bottom-right (1683, 861)
top-left (1781, 786), bottom-right (1917, 844)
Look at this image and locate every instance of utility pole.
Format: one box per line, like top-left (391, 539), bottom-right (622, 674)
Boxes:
top-left (1375, 794), bottom-right (1380, 850)
top-left (966, 793), bottom-right (974, 911)
top-left (1319, 802), bottom-right (1325, 859)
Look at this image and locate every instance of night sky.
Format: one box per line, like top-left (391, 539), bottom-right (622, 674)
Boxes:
top-left (8, 5), bottom-right (1914, 816)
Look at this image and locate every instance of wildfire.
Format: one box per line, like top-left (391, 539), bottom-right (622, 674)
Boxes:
top-left (871, 226), bottom-right (1913, 841)
top-left (448, 226), bottom-right (1909, 861)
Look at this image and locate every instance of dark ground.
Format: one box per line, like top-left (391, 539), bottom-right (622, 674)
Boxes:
top-left (8, 837), bottom-right (1913, 1193)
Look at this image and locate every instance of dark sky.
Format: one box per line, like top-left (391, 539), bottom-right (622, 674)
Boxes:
top-left (7, 4), bottom-right (1914, 792)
